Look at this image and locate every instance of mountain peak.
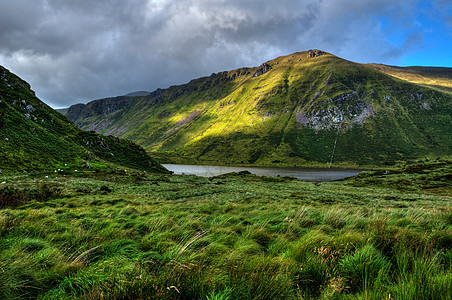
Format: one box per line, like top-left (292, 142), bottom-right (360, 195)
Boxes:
top-left (307, 49), bottom-right (329, 58)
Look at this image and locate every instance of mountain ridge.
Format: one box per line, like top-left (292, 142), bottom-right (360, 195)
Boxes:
top-left (124, 91), bottom-right (151, 97)
top-left (65, 50), bottom-right (452, 167)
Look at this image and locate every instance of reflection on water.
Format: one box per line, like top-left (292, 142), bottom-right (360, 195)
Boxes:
top-left (162, 164), bottom-right (362, 182)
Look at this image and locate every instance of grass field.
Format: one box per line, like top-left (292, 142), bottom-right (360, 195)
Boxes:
top-left (0, 162), bottom-right (451, 299)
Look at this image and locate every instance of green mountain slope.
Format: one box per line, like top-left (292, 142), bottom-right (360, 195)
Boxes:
top-left (66, 50), bottom-right (452, 167)
top-left (366, 63), bottom-right (452, 94)
top-left (0, 65), bottom-right (167, 173)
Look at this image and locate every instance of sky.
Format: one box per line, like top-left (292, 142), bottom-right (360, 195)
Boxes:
top-left (0, 0), bottom-right (451, 108)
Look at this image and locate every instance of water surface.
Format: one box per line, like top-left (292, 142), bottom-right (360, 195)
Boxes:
top-left (162, 164), bottom-right (361, 182)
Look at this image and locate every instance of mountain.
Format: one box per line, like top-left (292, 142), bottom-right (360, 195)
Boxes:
top-left (65, 50), bottom-right (452, 167)
top-left (0, 65), bottom-right (167, 173)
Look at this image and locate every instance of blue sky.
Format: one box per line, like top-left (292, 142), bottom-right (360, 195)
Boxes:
top-left (396, 0), bottom-right (452, 67)
top-left (0, 0), bottom-right (450, 108)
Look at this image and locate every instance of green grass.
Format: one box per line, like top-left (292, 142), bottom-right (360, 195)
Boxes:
top-left (0, 162), bottom-right (451, 299)
top-left (366, 63), bottom-right (452, 94)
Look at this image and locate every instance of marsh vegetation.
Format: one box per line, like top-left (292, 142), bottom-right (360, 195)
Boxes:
top-left (0, 162), bottom-right (451, 299)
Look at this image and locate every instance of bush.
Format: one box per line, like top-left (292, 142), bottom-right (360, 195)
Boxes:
top-left (99, 185), bottom-right (112, 193)
top-left (0, 184), bottom-right (61, 208)
top-left (0, 187), bottom-right (27, 208)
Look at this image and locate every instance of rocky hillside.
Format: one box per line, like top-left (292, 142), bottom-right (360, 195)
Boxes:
top-left (0, 65), bottom-right (167, 173)
top-left (65, 50), bottom-right (452, 167)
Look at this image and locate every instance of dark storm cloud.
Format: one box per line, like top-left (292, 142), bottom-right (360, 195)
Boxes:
top-left (0, 0), bottom-right (431, 107)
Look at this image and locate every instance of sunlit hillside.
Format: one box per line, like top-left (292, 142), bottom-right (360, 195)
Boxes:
top-left (66, 50), bottom-right (452, 167)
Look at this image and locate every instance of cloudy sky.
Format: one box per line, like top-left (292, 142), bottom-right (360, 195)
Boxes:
top-left (0, 0), bottom-right (451, 108)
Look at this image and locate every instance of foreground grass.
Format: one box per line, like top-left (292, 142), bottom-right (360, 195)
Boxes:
top-left (0, 163), bottom-right (451, 299)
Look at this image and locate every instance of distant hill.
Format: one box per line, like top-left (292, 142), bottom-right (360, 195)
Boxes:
top-left (0, 65), bottom-right (167, 173)
top-left (55, 108), bottom-right (68, 115)
top-left (125, 91), bottom-right (151, 97)
top-left (65, 50), bottom-right (452, 167)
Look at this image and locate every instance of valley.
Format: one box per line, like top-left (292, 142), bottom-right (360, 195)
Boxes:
top-left (0, 51), bottom-right (451, 299)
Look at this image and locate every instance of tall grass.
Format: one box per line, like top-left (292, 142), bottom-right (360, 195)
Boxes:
top-left (0, 164), bottom-right (451, 298)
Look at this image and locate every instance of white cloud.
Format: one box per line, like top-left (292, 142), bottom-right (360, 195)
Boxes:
top-left (0, 0), bottom-right (438, 108)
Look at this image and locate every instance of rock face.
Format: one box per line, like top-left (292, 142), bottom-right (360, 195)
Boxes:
top-left (64, 50), bottom-right (452, 166)
top-left (307, 49), bottom-right (327, 58)
top-left (252, 63), bottom-right (272, 77)
top-left (67, 96), bottom-right (132, 121)
top-left (295, 92), bottom-right (377, 130)
top-left (146, 88), bottom-right (165, 104)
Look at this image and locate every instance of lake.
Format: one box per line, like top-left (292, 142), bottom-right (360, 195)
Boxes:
top-left (162, 164), bottom-right (362, 182)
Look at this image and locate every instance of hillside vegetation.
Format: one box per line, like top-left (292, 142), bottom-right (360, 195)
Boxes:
top-left (0, 65), bottom-right (167, 173)
top-left (367, 63), bottom-right (452, 94)
top-left (0, 162), bottom-right (451, 298)
top-left (66, 50), bottom-right (452, 167)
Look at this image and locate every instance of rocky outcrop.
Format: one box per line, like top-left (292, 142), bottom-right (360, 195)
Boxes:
top-left (307, 50), bottom-right (328, 58)
top-left (66, 103), bottom-right (87, 121)
top-left (296, 92), bottom-right (376, 130)
top-left (252, 63), bottom-right (272, 77)
top-left (66, 96), bottom-right (132, 122)
top-left (176, 110), bottom-right (200, 126)
top-left (146, 88), bottom-right (165, 104)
